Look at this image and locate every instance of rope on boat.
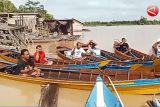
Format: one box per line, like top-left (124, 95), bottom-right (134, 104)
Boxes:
top-left (38, 84), bottom-right (59, 107)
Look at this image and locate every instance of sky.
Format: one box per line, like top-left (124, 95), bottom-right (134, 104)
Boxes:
top-left (11, 0), bottom-right (160, 22)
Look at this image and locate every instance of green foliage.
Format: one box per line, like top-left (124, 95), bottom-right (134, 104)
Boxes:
top-left (17, 0), bottom-right (53, 20)
top-left (0, 0), bottom-right (17, 12)
top-left (0, 0), bottom-right (53, 20)
top-left (84, 17), bottom-right (160, 26)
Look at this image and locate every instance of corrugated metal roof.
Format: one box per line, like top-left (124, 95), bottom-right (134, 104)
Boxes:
top-left (0, 12), bottom-right (41, 17)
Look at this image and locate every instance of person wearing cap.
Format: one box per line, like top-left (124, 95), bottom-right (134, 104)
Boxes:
top-left (87, 40), bottom-right (101, 56)
top-left (157, 39), bottom-right (160, 57)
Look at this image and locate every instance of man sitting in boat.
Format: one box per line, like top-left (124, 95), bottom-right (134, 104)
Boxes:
top-left (34, 45), bottom-right (53, 65)
top-left (87, 40), bottom-right (101, 56)
top-left (71, 42), bottom-right (86, 60)
top-left (156, 39), bottom-right (160, 57)
top-left (17, 49), bottom-right (41, 77)
top-left (118, 38), bottom-right (130, 53)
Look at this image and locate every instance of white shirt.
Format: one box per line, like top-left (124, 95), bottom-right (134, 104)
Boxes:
top-left (72, 48), bottom-right (86, 58)
top-left (87, 48), bottom-right (101, 56)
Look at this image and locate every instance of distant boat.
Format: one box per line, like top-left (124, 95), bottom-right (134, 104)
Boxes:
top-left (113, 41), bottom-right (156, 61)
top-left (85, 76), bottom-right (124, 107)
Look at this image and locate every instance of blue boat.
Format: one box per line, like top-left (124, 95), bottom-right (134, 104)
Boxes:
top-left (85, 76), bottom-right (124, 107)
top-left (67, 60), bottom-right (154, 70)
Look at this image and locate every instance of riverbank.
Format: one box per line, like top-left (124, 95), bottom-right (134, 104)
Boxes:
top-left (84, 17), bottom-right (160, 26)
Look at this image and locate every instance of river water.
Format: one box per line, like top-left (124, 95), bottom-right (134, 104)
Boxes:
top-left (1, 25), bottom-right (160, 107)
top-left (83, 25), bottom-right (160, 54)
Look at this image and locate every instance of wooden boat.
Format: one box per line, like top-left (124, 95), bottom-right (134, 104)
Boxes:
top-left (57, 43), bottom-right (157, 65)
top-left (0, 50), bottom-right (130, 70)
top-left (1, 59), bottom-right (160, 94)
top-left (1, 48), bottom-right (160, 71)
top-left (56, 45), bottom-right (126, 63)
top-left (114, 43), bottom-right (157, 61)
top-left (0, 48), bottom-right (92, 66)
top-left (63, 58), bottom-right (160, 71)
top-left (1, 68), bottom-right (160, 94)
top-left (56, 46), bottom-right (103, 64)
top-left (85, 76), bottom-right (124, 107)
top-left (0, 60), bottom-right (14, 69)
top-left (80, 42), bottom-right (125, 61)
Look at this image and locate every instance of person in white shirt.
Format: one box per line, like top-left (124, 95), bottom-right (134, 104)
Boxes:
top-left (71, 42), bottom-right (86, 59)
top-left (87, 40), bottom-right (101, 56)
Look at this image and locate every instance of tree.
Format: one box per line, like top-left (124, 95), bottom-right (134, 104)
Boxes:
top-left (0, 0), bottom-right (17, 12)
top-left (18, 0), bottom-right (53, 20)
top-left (139, 16), bottom-right (148, 25)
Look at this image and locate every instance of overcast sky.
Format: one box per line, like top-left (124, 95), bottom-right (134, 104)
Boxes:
top-left (11, 0), bottom-right (160, 21)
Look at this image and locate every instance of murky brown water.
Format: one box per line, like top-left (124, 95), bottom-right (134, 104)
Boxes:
top-left (83, 25), bottom-right (160, 54)
top-left (58, 88), bottom-right (157, 107)
top-left (0, 79), bottom-right (158, 107)
top-left (0, 78), bottom-right (41, 106)
top-left (1, 25), bottom-right (160, 107)
top-left (0, 77), bottom-right (155, 107)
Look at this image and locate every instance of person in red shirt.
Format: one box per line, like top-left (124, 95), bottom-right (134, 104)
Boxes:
top-left (34, 45), bottom-right (53, 65)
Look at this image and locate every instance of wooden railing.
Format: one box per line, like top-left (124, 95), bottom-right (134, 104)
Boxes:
top-left (43, 69), bottom-right (156, 82)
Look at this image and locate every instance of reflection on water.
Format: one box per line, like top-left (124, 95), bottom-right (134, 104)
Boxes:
top-left (1, 25), bottom-right (160, 106)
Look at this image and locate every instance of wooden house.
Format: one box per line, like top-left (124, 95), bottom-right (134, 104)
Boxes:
top-left (44, 18), bottom-right (83, 36)
top-left (0, 13), bottom-right (42, 32)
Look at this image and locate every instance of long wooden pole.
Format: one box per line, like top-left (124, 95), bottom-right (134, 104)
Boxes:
top-left (97, 68), bottom-right (125, 107)
top-left (107, 76), bottom-right (125, 107)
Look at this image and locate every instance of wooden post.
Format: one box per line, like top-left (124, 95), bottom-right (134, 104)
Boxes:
top-left (127, 71), bottom-right (130, 80)
top-left (140, 71), bottom-right (143, 79)
top-left (39, 84), bottom-right (59, 107)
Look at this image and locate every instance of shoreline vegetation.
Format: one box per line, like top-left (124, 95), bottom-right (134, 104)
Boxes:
top-left (84, 17), bottom-right (160, 26)
top-left (0, 0), bottom-right (53, 20)
top-left (2, 0), bottom-right (160, 27)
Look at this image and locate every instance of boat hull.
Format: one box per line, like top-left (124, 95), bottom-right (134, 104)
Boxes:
top-left (114, 47), bottom-right (156, 61)
top-left (0, 72), bottom-right (160, 95)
